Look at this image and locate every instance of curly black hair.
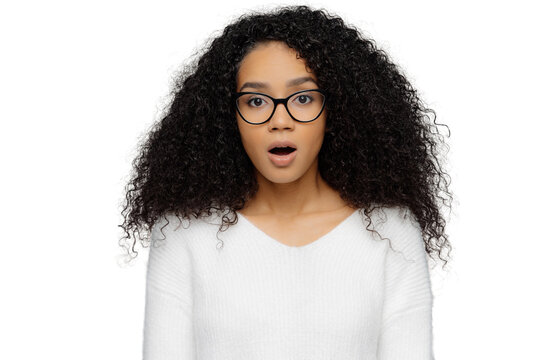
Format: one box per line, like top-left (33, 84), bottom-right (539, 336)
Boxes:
top-left (118, 5), bottom-right (454, 269)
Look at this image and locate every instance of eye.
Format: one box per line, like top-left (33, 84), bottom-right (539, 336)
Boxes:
top-left (293, 94), bottom-right (313, 105)
top-left (246, 96), bottom-right (268, 108)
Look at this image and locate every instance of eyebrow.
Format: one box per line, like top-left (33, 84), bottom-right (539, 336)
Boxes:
top-left (238, 76), bottom-right (317, 92)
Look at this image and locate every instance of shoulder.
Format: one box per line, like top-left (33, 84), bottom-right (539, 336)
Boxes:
top-left (150, 210), bottom-right (227, 250)
top-left (366, 205), bottom-right (425, 263)
top-left (369, 206), bottom-right (420, 233)
top-left (146, 213), bottom-right (200, 304)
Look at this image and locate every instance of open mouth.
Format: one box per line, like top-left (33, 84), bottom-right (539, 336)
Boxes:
top-left (268, 146), bottom-right (297, 155)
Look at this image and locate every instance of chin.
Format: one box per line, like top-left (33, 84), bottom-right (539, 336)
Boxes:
top-left (257, 167), bottom-right (304, 184)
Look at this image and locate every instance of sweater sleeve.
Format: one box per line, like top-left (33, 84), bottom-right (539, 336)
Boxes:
top-left (142, 215), bottom-right (196, 360)
top-left (376, 209), bottom-right (435, 360)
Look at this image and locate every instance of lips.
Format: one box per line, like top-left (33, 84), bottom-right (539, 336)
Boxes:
top-left (267, 146), bottom-right (297, 166)
top-left (267, 140), bottom-right (298, 167)
top-left (267, 140), bottom-right (298, 153)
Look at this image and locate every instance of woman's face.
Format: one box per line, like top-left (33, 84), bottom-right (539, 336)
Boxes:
top-left (235, 41), bottom-right (327, 184)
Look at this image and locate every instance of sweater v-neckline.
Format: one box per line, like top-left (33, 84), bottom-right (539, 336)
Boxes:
top-left (236, 209), bottom-right (359, 251)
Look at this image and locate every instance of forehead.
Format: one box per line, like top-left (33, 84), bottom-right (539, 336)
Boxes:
top-left (236, 41), bottom-right (317, 88)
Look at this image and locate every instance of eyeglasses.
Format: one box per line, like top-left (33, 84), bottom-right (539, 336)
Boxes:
top-left (234, 89), bottom-right (327, 125)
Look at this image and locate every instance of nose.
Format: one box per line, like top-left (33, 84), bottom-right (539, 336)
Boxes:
top-left (268, 102), bottom-right (294, 129)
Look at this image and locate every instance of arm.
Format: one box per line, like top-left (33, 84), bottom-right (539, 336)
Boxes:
top-left (376, 209), bottom-right (435, 360)
top-left (143, 216), bottom-right (196, 360)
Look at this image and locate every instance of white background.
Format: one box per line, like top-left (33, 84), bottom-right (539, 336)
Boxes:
top-left (1, 0), bottom-right (538, 359)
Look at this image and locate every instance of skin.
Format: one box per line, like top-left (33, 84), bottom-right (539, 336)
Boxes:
top-left (235, 40), bottom-right (357, 246)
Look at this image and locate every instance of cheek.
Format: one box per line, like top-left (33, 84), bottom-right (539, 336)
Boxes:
top-left (307, 122), bottom-right (327, 150)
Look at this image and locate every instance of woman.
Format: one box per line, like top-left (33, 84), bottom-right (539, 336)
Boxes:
top-left (119, 5), bottom-right (453, 359)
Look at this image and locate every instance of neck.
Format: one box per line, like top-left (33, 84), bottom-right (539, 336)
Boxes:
top-left (243, 160), bottom-right (346, 217)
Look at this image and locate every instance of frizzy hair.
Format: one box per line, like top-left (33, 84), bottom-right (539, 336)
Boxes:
top-left (118, 5), bottom-right (453, 268)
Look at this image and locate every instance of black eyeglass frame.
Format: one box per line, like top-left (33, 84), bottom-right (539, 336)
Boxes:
top-left (234, 88), bottom-right (327, 125)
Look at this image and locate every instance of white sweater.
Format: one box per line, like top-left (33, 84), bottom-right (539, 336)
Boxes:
top-left (142, 206), bottom-right (434, 360)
